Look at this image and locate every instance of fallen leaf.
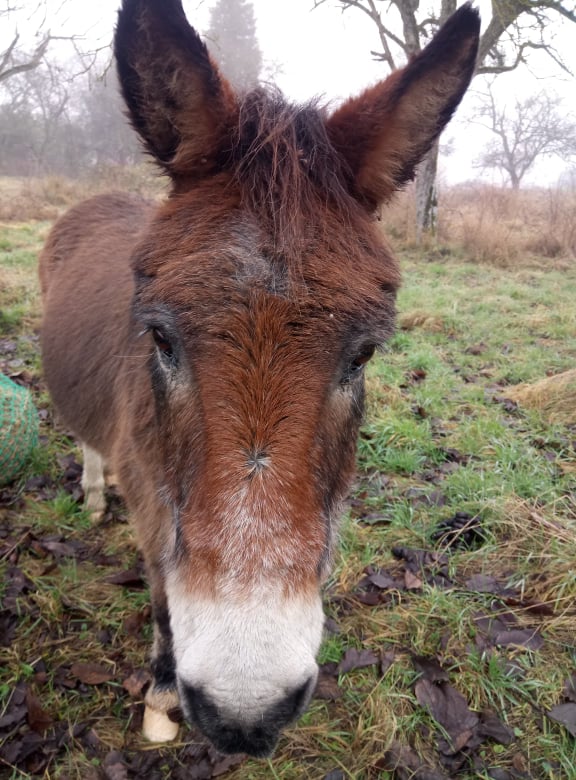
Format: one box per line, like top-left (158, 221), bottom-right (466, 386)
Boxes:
top-left (358, 512), bottom-right (393, 526)
top-left (0, 701), bottom-right (27, 730)
top-left (104, 568), bottom-right (146, 588)
top-left (354, 591), bottom-right (382, 606)
top-left (122, 669), bottom-right (152, 698)
top-left (478, 711), bottom-right (515, 745)
top-left (432, 512), bottom-right (485, 550)
top-left (70, 663), bottom-right (114, 685)
top-left (415, 678), bottom-right (479, 755)
top-left (564, 673), bottom-right (576, 702)
top-left (494, 629), bottom-right (544, 651)
top-left (465, 574), bottom-right (505, 594)
top-left (314, 672), bottom-right (342, 701)
top-left (123, 605), bottom-right (151, 636)
top-left (412, 656), bottom-right (449, 684)
top-left (547, 703), bottom-right (576, 736)
top-left (381, 740), bottom-right (450, 780)
top-left (38, 538), bottom-right (85, 559)
top-left (25, 687), bottom-right (53, 733)
top-left (338, 647), bottom-right (379, 674)
top-left (102, 750), bottom-right (129, 780)
top-left (211, 752), bottom-right (246, 776)
top-left (380, 649), bottom-right (396, 676)
top-left (405, 570), bottom-right (423, 590)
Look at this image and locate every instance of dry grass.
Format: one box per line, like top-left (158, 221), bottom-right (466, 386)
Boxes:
top-left (381, 183), bottom-right (576, 266)
top-left (503, 370), bottom-right (576, 425)
top-left (0, 166), bottom-right (166, 222)
top-left (2, 173), bottom-right (575, 270)
top-left (2, 186), bottom-right (576, 779)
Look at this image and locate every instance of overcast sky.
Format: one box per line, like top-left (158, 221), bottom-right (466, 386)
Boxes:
top-left (4, 0), bottom-right (576, 185)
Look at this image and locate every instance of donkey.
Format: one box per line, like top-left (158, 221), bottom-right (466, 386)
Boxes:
top-left (39, 0), bottom-right (479, 757)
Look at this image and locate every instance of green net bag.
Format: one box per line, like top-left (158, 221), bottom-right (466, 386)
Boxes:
top-left (0, 373), bottom-right (39, 486)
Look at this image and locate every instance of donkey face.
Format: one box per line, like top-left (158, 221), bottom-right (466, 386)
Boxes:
top-left (131, 189), bottom-right (397, 753)
top-left (115, 0), bottom-right (479, 756)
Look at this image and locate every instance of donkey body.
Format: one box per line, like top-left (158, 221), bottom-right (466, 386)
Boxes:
top-left (40, 0), bottom-right (479, 757)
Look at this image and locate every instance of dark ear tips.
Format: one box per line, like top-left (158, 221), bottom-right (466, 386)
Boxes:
top-left (447, 3), bottom-right (481, 37)
top-left (325, 3), bottom-right (480, 207)
top-left (114, 0), bottom-right (230, 177)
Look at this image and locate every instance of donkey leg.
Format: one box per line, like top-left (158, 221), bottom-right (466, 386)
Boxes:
top-left (143, 589), bottom-right (180, 742)
top-left (81, 443), bottom-right (106, 519)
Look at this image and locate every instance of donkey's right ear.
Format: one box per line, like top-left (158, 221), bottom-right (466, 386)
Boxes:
top-left (115, 0), bottom-right (235, 178)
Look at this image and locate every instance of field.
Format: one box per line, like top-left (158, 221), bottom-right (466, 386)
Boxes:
top-left (1, 184), bottom-right (576, 779)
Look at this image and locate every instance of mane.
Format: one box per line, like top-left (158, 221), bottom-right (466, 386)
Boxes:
top-left (228, 88), bottom-right (356, 255)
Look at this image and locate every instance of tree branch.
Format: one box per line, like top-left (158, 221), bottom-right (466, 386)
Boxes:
top-left (0, 32), bottom-right (50, 84)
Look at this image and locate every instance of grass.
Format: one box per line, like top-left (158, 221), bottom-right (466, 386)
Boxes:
top-left (1, 209), bottom-right (576, 778)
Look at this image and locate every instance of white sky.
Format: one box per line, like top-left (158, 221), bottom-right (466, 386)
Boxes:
top-left (4, 0), bottom-right (576, 185)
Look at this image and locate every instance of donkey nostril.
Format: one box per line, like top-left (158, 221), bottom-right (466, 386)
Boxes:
top-left (271, 675), bottom-right (316, 722)
top-left (181, 676), bottom-right (317, 756)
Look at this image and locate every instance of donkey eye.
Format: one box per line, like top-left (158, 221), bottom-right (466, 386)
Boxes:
top-left (343, 345), bottom-right (375, 383)
top-left (151, 328), bottom-right (174, 361)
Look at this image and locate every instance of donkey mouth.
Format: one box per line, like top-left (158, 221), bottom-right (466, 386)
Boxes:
top-left (181, 676), bottom-right (316, 757)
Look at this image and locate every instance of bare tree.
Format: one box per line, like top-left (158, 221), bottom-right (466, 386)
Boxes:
top-left (0, 0), bottom-right (96, 86)
top-left (472, 86), bottom-right (576, 189)
top-left (204, 0), bottom-right (262, 90)
top-left (1, 0), bottom-right (59, 83)
top-left (313, 0), bottom-right (576, 239)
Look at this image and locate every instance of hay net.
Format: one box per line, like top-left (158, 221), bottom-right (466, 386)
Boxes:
top-left (0, 373), bottom-right (39, 485)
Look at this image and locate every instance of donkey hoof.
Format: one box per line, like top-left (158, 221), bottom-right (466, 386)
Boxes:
top-left (105, 471), bottom-right (120, 488)
top-left (143, 706), bottom-right (180, 742)
top-left (83, 489), bottom-right (106, 519)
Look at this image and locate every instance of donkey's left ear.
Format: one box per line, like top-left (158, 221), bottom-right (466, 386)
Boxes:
top-left (115, 0), bottom-right (235, 178)
top-left (326, 3), bottom-right (480, 209)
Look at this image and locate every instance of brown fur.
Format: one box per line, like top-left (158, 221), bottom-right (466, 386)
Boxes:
top-left (39, 0), bottom-right (479, 756)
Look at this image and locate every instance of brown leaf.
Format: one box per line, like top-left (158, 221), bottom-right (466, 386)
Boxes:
top-left (38, 538), bottom-right (85, 559)
top-left (413, 656), bottom-right (449, 683)
top-left (211, 752), bottom-right (246, 776)
top-left (0, 702), bottom-right (27, 730)
top-left (367, 570), bottom-right (399, 590)
top-left (380, 649), bottom-right (396, 676)
top-left (564, 673), bottom-right (576, 702)
top-left (122, 669), bottom-right (152, 698)
top-left (102, 750), bottom-right (129, 780)
top-left (404, 570), bottom-right (423, 590)
top-left (25, 687), bottom-right (53, 733)
top-left (478, 710), bottom-right (515, 745)
top-left (494, 628), bottom-right (544, 651)
top-left (338, 647), bottom-right (379, 674)
top-left (70, 662), bottom-right (114, 685)
top-left (415, 679), bottom-right (479, 754)
top-left (359, 511), bottom-right (393, 526)
top-left (465, 574), bottom-right (502, 593)
top-left (314, 672), bottom-right (342, 701)
top-left (123, 605), bottom-right (151, 636)
top-left (547, 703), bottom-right (576, 736)
top-left (464, 343), bottom-right (487, 355)
top-left (104, 568), bottom-right (146, 588)
top-left (354, 591), bottom-right (382, 606)
top-left (381, 740), bottom-right (449, 780)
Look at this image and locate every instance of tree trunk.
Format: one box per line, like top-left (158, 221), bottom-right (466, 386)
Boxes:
top-left (415, 140), bottom-right (439, 243)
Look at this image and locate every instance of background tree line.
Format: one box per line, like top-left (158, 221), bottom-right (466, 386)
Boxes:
top-left (0, 0), bottom-right (262, 177)
top-left (0, 64), bottom-right (141, 176)
top-left (0, 0), bottom-right (574, 213)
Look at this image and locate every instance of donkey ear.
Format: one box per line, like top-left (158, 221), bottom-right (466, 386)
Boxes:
top-left (326, 3), bottom-right (480, 209)
top-left (115, 0), bottom-right (235, 177)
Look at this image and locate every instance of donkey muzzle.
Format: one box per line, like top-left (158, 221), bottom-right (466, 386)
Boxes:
top-left (181, 674), bottom-right (317, 756)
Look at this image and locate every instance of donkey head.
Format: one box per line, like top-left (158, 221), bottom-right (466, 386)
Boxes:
top-left (115, 0), bottom-right (479, 756)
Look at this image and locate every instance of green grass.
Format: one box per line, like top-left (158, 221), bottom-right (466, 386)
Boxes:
top-left (1, 222), bottom-right (576, 778)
